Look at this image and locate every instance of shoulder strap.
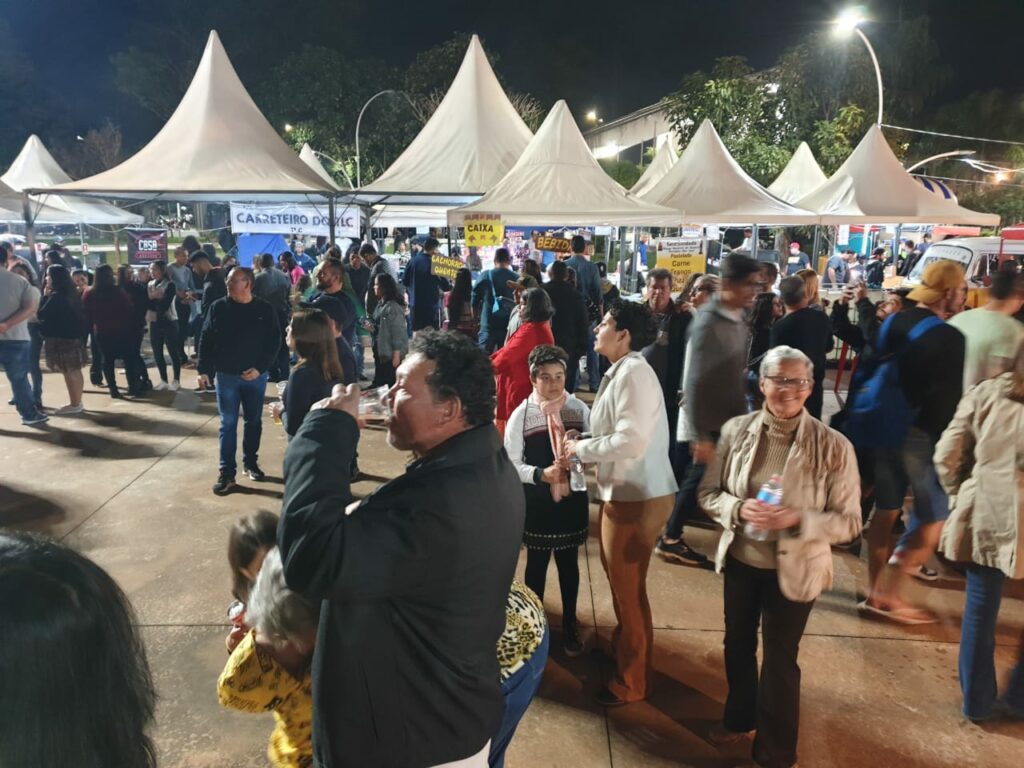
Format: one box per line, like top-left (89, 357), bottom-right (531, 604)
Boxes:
top-left (873, 312), bottom-right (901, 357)
top-left (906, 314), bottom-right (943, 343)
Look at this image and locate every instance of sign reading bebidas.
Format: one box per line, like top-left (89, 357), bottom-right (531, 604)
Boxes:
top-left (534, 236), bottom-right (572, 253)
top-left (229, 202), bottom-right (359, 238)
top-left (127, 229), bottom-right (168, 266)
top-left (463, 214), bottom-right (504, 247)
top-left (430, 254), bottom-right (464, 281)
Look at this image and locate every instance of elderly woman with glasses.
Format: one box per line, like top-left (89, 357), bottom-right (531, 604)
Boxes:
top-left (698, 345), bottom-right (861, 768)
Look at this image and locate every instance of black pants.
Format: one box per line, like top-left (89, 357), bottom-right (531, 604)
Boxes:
top-left (97, 334), bottom-right (143, 396)
top-left (524, 546), bottom-right (580, 631)
top-left (128, 329), bottom-right (149, 392)
top-left (666, 449), bottom-right (708, 540)
top-left (150, 319), bottom-right (181, 383)
top-left (806, 379), bottom-right (824, 420)
top-left (724, 556), bottom-right (814, 768)
top-left (411, 305), bottom-right (439, 332)
top-left (174, 298), bottom-right (191, 359)
top-left (372, 356), bottom-right (396, 388)
top-left (89, 333), bottom-right (104, 383)
top-left (268, 312), bottom-right (290, 382)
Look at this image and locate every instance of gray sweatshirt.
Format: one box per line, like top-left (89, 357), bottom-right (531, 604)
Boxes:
top-left (682, 296), bottom-right (750, 443)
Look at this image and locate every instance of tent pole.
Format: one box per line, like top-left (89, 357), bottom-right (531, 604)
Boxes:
top-left (78, 222), bottom-right (86, 258)
top-left (812, 225), bottom-right (821, 269)
top-left (751, 224), bottom-right (760, 260)
top-left (328, 196), bottom-right (337, 248)
top-left (21, 195), bottom-right (36, 272)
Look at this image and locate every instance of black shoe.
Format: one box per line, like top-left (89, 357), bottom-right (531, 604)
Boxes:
top-left (563, 624), bottom-right (585, 657)
top-left (109, 389), bottom-right (124, 399)
top-left (594, 686), bottom-right (628, 707)
top-left (90, 373), bottom-right (104, 387)
top-left (655, 535), bottom-right (710, 567)
top-left (213, 473), bottom-right (236, 495)
top-left (244, 463), bottom-right (266, 482)
top-left (350, 462), bottom-right (361, 482)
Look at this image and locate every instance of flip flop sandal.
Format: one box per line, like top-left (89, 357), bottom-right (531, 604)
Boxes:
top-left (857, 600), bottom-right (938, 625)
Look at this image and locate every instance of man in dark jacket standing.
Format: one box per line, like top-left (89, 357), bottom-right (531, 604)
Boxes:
top-left (769, 276), bottom-right (835, 419)
top-left (472, 247), bottom-right (518, 352)
top-left (542, 259), bottom-right (589, 392)
top-left (198, 267), bottom-right (280, 495)
top-left (253, 252), bottom-right (293, 382)
top-left (402, 237), bottom-right (452, 331)
top-left (278, 331), bottom-right (524, 768)
top-left (190, 250), bottom-right (226, 392)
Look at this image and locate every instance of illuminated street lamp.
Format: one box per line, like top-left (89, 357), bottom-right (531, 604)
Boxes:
top-left (585, 109), bottom-right (598, 123)
top-left (284, 123), bottom-right (294, 133)
top-left (834, 7), bottom-right (884, 125)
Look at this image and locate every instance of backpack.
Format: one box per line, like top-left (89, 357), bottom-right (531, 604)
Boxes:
top-left (842, 312), bottom-right (944, 450)
top-left (488, 271), bottom-right (515, 324)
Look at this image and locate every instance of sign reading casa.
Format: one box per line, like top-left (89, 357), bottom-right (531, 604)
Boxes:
top-left (229, 202), bottom-right (359, 238)
top-left (127, 228), bottom-right (168, 266)
top-left (463, 214), bottom-right (504, 247)
top-left (655, 237), bottom-right (706, 287)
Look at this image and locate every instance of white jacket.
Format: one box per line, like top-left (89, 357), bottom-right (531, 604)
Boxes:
top-left (504, 394), bottom-right (591, 484)
top-left (575, 352), bottom-right (679, 502)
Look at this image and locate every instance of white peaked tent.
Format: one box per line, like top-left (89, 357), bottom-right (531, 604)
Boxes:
top-left (641, 120), bottom-right (817, 224)
top-left (449, 101), bottom-right (681, 227)
top-left (767, 142), bottom-right (828, 204)
top-left (0, 178), bottom-right (70, 223)
top-left (2, 135), bottom-right (142, 224)
top-left (796, 125), bottom-right (999, 226)
top-left (298, 144), bottom-right (342, 191)
top-left (41, 31), bottom-right (335, 202)
top-left (358, 34), bottom-right (533, 206)
top-left (630, 136), bottom-right (678, 197)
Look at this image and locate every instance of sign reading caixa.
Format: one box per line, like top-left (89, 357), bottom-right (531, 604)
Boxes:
top-left (126, 229), bottom-right (168, 266)
top-left (463, 214), bottom-right (504, 247)
top-left (229, 203), bottom-right (359, 238)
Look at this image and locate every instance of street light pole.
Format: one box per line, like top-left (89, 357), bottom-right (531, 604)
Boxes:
top-left (852, 27), bottom-right (884, 125)
top-left (355, 89), bottom-right (417, 188)
top-left (905, 150), bottom-right (975, 173)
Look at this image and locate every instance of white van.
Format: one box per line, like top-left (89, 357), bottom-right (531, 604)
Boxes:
top-left (903, 237), bottom-right (1024, 306)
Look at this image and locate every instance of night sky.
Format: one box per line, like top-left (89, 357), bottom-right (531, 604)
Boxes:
top-left (3, 0), bottom-right (1022, 150)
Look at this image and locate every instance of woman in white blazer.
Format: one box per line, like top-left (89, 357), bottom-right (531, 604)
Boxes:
top-left (565, 300), bottom-right (677, 706)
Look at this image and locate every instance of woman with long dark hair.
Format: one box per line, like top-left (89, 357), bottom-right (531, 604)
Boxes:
top-left (117, 265), bottom-right (152, 395)
top-left (8, 260), bottom-right (44, 409)
top-left (274, 308), bottom-right (344, 437)
top-left (147, 260), bottom-right (182, 391)
top-left (370, 272), bottom-right (408, 388)
top-left (443, 267), bottom-right (477, 340)
top-left (38, 264), bottom-right (89, 414)
top-left (279, 252), bottom-right (304, 286)
top-left (83, 264), bottom-right (140, 398)
top-left (0, 533), bottom-right (157, 768)
top-left (746, 292), bottom-right (783, 409)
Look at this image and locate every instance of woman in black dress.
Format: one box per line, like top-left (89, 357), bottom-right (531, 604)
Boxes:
top-left (504, 344), bottom-right (591, 656)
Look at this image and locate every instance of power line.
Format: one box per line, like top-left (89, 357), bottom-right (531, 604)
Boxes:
top-left (884, 124), bottom-right (1024, 147)
top-left (911, 173), bottom-right (1024, 191)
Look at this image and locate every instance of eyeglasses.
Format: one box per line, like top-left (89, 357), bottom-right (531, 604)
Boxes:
top-left (764, 376), bottom-right (812, 391)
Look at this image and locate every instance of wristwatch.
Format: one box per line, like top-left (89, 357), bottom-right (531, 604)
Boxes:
top-left (533, 467), bottom-right (545, 485)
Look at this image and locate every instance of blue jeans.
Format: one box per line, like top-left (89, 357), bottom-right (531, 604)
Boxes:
top-left (28, 324), bottom-right (43, 405)
top-left (353, 335), bottom-right (365, 380)
top-left (960, 564), bottom-right (1024, 720)
top-left (489, 627), bottom-right (549, 768)
top-left (0, 340), bottom-right (43, 422)
top-left (585, 325), bottom-right (599, 390)
top-left (215, 372), bottom-right (268, 475)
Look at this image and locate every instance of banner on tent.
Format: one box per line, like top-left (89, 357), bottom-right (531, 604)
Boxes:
top-left (431, 254), bottom-right (464, 280)
top-left (464, 214), bottom-right (504, 247)
top-left (656, 237), bottom-right (705, 287)
top-left (229, 203), bottom-right (359, 238)
top-left (534, 236), bottom-right (572, 253)
top-left (127, 229), bottom-right (168, 266)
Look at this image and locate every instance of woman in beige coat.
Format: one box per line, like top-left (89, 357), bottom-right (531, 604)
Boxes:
top-left (699, 346), bottom-right (861, 768)
top-left (935, 342), bottom-right (1024, 722)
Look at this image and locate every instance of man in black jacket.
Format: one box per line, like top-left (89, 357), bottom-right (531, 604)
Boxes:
top-left (253, 252), bottom-right (293, 382)
top-left (541, 259), bottom-right (589, 391)
top-left (198, 267), bottom-right (280, 495)
top-left (278, 331), bottom-right (524, 768)
top-left (189, 250), bottom-right (226, 392)
top-left (769, 276), bottom-right (834, 419)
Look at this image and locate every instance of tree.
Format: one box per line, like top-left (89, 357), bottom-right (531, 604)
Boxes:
top-left (599, 159), bottom-right (643, 190)
top-left (51, 122), bottom-right (126, 179)
top-left (812, 105), bottom-right (867, 175)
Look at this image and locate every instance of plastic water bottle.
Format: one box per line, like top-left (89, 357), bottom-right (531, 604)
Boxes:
top-left (569, 456), bottom-right (587, 492)
top-left (745, 474), bottom-right (783, 542)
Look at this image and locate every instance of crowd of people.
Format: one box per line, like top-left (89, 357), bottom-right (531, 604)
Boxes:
top-left (3, 231), bottom-right (1024, 768)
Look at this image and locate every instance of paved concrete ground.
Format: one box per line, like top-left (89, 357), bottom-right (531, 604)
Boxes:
top-left (2, 367), bottom-right (1023, 767)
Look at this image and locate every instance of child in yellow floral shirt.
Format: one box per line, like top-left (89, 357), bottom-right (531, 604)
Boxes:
top-left (217, 548), bottom-right (318, 768)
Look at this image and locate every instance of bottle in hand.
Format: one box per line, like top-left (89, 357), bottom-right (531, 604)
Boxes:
top-left (745, 474), bottom-right (782, 542)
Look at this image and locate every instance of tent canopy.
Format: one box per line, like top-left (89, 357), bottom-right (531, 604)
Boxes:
top-left (448, 100), bottom-right (681, 227)
top-left (357, 34), bottom-right (533, 206)
top-left (39, 31), bottom-right (335, 202)
top-left (640, 120), bottom-right (817, 225)
top-left (2, 135), bottom-right (143, 225)
top-left (299, 144), bottom-right (342, 191)
top-left (767, 142), bottom-right (827, 204)
top-left (630, 136), bottom-right (678, 197)
top-left (796, 125), bottom-right (999, 226)
top-left (0, 178), bottom-right (69, 223)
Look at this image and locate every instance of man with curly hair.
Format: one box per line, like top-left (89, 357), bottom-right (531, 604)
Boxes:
top-left (278, 330), bottom-right (524, 768)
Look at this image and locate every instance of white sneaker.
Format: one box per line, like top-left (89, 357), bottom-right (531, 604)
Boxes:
top-left (55, 404), bottom-right (85, 415)
top-left (154, 381), bottom-right (169, 391)
top-left (169, 379), bottom-right (180, 391)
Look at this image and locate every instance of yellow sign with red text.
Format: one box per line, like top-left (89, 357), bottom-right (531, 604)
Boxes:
top-left (463, 215), bottom-right (504, 247)
top-left (655, 238), bottom-right (705, 288)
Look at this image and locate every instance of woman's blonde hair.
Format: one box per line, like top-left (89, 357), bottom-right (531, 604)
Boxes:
top-left (796, 268), bottom-right (821, 306)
